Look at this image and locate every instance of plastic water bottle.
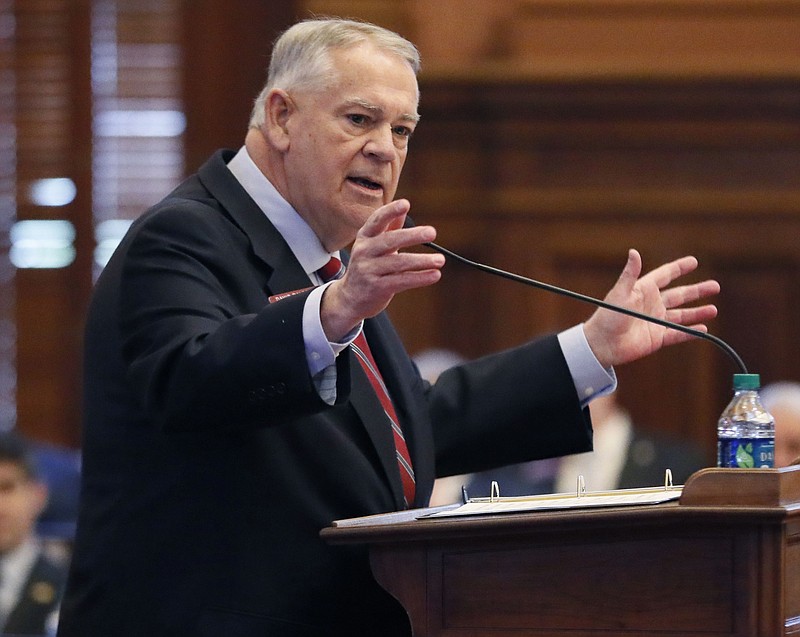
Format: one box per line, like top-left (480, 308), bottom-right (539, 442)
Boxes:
top-left (717, 373), bottom-right (775, 468)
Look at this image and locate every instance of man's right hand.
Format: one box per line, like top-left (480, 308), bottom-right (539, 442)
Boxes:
top-left (320, 199), bottom-right (445, 343)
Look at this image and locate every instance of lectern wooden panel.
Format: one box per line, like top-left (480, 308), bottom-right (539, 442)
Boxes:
top-left (322, 467), bottom-right (800, 636)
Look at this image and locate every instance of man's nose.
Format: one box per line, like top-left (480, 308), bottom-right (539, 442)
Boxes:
top-left (363, 126), bottom-right (397, 161)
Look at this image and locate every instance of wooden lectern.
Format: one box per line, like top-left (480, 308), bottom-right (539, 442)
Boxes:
top-left (322, 467), bottom-right (800, 636)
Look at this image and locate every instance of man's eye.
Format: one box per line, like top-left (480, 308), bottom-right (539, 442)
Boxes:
top-left (348, 114), bottom-right (368, 126)
top-left (392, 125), bottom-right (412, 138)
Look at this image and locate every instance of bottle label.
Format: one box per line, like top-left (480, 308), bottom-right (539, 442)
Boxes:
top-left (718, 438), bottom-right (775, 468)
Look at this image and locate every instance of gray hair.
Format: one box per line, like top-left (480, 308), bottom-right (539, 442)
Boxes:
top-left (248, 17), bottom-right (421, 129)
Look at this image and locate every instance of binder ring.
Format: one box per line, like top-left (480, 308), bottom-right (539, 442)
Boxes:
top-left (576, 474), bottom-right (586, 497)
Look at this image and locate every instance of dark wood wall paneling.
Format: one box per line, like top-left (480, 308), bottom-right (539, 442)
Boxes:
top-left (14, 3), bottom-right (93, 446)
top-left (390, 79), bottom-right (800, 457)
top-left (181, 2), bottom-right (298, 172)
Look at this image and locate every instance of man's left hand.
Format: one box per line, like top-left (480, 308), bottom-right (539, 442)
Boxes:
top-left (583, 249), bottom-right (720, 369)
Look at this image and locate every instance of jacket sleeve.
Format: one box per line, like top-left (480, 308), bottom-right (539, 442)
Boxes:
top-left (113, 201), bottom-right (349, 432)
top-left (425, 336), bottom-right (593, 478)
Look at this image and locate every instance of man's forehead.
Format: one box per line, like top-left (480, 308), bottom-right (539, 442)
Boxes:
top-left (325, 44), bottom-right (419, 112)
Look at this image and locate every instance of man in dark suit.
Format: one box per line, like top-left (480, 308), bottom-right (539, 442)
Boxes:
top-left (57, 17), bottom-right (720, 637)
top-left (0, 432), bottom-right (66, 636)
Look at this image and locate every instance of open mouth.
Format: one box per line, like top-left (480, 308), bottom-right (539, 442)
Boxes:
top-left (348, 176), bottom-right (382, 191)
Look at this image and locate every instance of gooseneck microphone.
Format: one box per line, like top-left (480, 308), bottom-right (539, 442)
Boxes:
top-left (404, 216), bottom-right (747, 374)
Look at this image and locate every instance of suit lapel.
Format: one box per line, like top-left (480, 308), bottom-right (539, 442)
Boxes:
top-left (197, 150), bottom-right (311, 296)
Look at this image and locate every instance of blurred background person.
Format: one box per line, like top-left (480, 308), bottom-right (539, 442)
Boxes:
top-left (0, 431), bottom-right (68, 636)
top-left (552, 393), bottom-right (705, 493)
top-left (760, 381), bottom-right (800, 468)
top-left (426, 384), bottom-right (707, 503)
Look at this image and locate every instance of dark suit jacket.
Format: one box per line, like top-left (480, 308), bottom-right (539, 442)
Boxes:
top-left (3, 550), bottom-right (66, 636)
top-left (57, 150), bottom-right (593, 637)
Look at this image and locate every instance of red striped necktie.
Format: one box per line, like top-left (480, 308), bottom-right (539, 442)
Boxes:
top-left (317, 257), bottom-right (416, 507)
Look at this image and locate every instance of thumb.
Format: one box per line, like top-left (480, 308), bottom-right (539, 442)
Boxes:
top-left (613, 249), bottom-right (642, 296)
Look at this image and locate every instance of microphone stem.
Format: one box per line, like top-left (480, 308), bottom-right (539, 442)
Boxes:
top-left (424, 241), bottom-right (747, 374)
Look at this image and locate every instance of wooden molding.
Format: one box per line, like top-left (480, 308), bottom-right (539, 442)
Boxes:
top-left (414, 0), bottom-right (800, 80)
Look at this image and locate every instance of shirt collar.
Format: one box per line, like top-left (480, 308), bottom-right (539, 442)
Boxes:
top-left (226, 146), bottom-right (335, 274)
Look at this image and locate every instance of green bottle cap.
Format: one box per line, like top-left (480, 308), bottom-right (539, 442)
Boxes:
top-left (733, 373), bottom-right (761, 390)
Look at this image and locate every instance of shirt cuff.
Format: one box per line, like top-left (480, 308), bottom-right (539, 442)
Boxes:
top-left (303, 282), bottom-right (362, 376)
top-left (558, 324), bottom-right (617, 406)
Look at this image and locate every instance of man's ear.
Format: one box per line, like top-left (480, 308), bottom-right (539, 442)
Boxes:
top-left (262, 89), bottom-right (295, 153)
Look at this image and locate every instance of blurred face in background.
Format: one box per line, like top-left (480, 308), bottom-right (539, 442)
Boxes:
top-left (0, 461), bottom-right (47, 554)
top-left (773, 403), bottom-right (800, 467)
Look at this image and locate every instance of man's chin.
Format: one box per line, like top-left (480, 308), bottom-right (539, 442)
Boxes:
top-left (324, 200), bottom-right (394, 248)
top-left (342, 203), bottom-right (381, 228)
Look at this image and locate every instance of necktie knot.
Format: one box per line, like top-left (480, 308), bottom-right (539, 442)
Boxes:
top-left (317, 257), bottom-right (345, 283)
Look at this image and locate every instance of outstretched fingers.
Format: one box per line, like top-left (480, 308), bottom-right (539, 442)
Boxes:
top-left (666, 303), bottom-right (718, 325)
top-left (330, 201), bottom-right (445, 333)
top-left (584, 249), bottom-right (721, 369)
top-left (661, 279), bottom-right (720, 310)
top-left (660, 277), bottom-right (720, 345)
top-left (357, 199), bottom-right (434, 256)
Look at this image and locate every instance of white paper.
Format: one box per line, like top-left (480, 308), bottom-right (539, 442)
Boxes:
top-left (424, 487), bottom-right (682, 518)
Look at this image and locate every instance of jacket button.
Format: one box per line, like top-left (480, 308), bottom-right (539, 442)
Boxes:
top-left (247, 388), bottom-right (268, 404)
